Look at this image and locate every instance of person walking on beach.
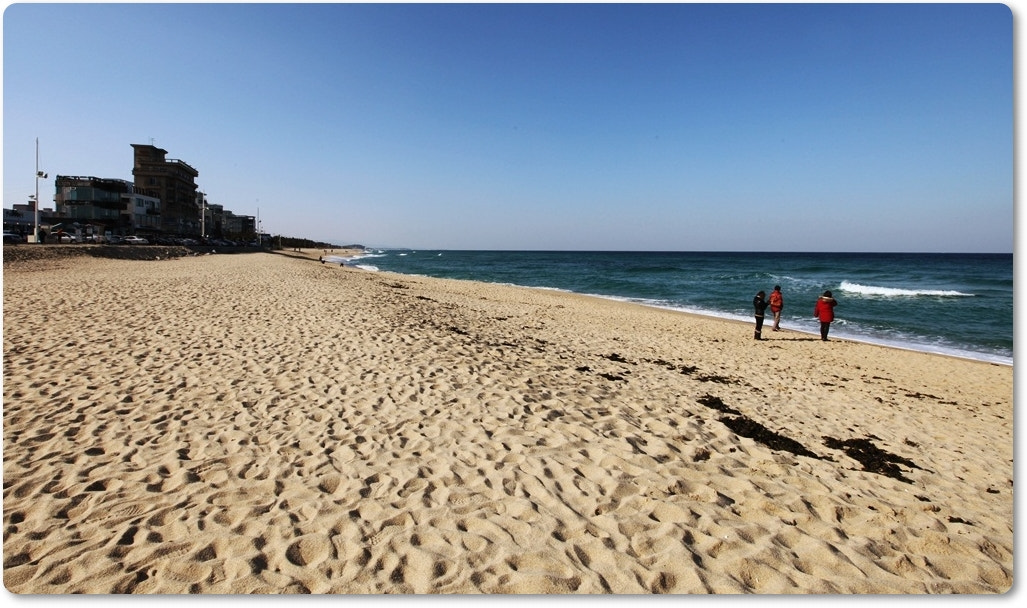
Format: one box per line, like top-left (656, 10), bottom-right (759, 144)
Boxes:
top-left (769, 285), bottom-right (784, 331)
top-left (753, 290), bottom-right (769, 340)
top-left (814, 290), bottom-right (838, 341)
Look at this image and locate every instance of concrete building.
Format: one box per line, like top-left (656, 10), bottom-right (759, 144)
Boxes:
top-left (127, 190), bottom-right (162, 233)
top-left (131, 143), bottom-right (200, 235)
top-left (2, 203), bottom-right (46, 237)
top-left (203, 201), bottom-right (224, 238)
top-left (53, 176), bottom-right (161, 237)
top-left (223, 210), bottom-right (256, 239)
top-left (5, 143), bottom-right (265, 243)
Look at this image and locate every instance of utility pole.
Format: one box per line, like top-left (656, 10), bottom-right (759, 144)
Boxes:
top-left (199, 192), bottom-right (206, 238)
top-left (33, 138), bottom-right (48, 244)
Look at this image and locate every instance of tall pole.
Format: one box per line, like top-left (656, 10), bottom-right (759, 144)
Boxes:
top-left (33, 139), bottom-right (50, 243)
top-left (33, 138), bottom-right (39, 244)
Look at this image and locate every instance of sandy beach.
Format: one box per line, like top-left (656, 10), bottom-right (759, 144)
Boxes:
top-left (2, 249), bottom-right (1013, 594)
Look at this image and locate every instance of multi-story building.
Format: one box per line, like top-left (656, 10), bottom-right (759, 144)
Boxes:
top-left (53, 176), bottom-right (161, 236)
top-left (55, 176), bottom-right (129, 226)
top-left (223, 210), bottom-right (256, 239)
top-left (127, 190), bottom-right (162, 233)
top-left (5, 143), bottom-right (265, 243)
top-left (131, 143), bottom-right (200, 235)
top-left (203, 201), bottom-right (224, 238)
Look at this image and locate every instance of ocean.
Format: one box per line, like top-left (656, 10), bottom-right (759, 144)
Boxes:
top-left (334, 250), bottom-right (1013, 365)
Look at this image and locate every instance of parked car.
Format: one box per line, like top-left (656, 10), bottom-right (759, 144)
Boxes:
top-left (3, 232), bottom-right (25, 244)
top-left (106, 235), bottom-right (124, 245)
top-left (53, 233), bottom-right (78, 243)
top-left (122, 236), bottom-right (149, 245)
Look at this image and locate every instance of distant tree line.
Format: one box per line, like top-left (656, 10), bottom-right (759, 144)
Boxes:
top-left (272, 235), bottom-right (364, 250)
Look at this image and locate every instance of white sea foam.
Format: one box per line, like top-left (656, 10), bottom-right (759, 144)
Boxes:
top-left (839, 280), bottom-right (973, 298)
top-left (346, 252), bottom-right (385, 262)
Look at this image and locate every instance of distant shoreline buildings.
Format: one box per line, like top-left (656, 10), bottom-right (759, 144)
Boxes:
top-left (4, 144), bottom-right (258, 243)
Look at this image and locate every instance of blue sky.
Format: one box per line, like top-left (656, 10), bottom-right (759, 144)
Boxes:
top-left (2, 2), bottom-right (1013, 252)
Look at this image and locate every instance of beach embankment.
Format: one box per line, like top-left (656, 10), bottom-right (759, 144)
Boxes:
top-left (2, 251), bottom-right (1013, 593)
top-left (1, 244), bottom-right (238, 265)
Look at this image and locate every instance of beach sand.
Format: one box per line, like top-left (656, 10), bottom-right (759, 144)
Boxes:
top-left (2, 249), bottom-right (1013, 593)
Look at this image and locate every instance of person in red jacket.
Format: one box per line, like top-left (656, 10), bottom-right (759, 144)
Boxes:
top-left (814, 290), bottom-right (837, 341)
top-left (769, 285), bottom-right (784, 331)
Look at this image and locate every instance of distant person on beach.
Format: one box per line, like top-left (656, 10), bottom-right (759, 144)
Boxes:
top-left (753, 290), bottom-right (769, 340)
top-left (814, 290), bottom-right (838, 341)
top-left (769, 285), bottom-right (784, 331)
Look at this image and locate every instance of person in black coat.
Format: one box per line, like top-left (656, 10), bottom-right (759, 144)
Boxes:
top-left (753, 290), bottom-right (769, 340)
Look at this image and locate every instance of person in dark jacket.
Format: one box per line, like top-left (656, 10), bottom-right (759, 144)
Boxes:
top-left (753, 290), bottom-right (769, 340)
top-left (814, 290), bottom-right (838, 341)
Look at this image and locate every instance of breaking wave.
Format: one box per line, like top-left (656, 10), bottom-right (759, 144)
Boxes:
top-left (839, 281), bottom-right (973, 298)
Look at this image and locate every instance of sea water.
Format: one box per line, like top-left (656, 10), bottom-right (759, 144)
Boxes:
top-left (338, 250), bottom-right (1012, 365)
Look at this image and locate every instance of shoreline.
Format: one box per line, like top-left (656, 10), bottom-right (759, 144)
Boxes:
top-left (340, 254), bottom-right (1012, 367)
top-left (3, 252), bottom-right (1013, 593)
top-left (625, 300), bottom-right (1014, 367)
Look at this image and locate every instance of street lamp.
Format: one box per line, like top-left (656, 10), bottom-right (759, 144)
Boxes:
top-left (199, 192), bottom-right (206, 239)
top-left (33, 138), bottom-right (48, 244)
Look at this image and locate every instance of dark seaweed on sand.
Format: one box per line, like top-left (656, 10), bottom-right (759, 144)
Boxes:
top-left (603, 353), bottom-right (633, 364)
top-left (695, 395), bottom-right (822, 459)
top-left (643, 358), bottom-right (699, 375)
top-left (823, 436), bottom-right (922, 484)
top-left (695, 373), bottom-right (737, 384)
top-left (696, 394), bottom-right (740, 416)
top-left (720, 416), bottom-right (824, 460)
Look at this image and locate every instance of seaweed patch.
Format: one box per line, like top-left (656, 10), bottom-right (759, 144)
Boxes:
top-left (720, 416), bottom-right (823, 459)
top-left (695, 373), bottom-right (737, 385)
top-left (603, 353), bottom-right (633, 364)
top-left (643, 358), bottom-right (698, 375)
top-left (823, 436), bottom-right (923, 484)
top-left (696, 394), bottom-right (740, 415)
